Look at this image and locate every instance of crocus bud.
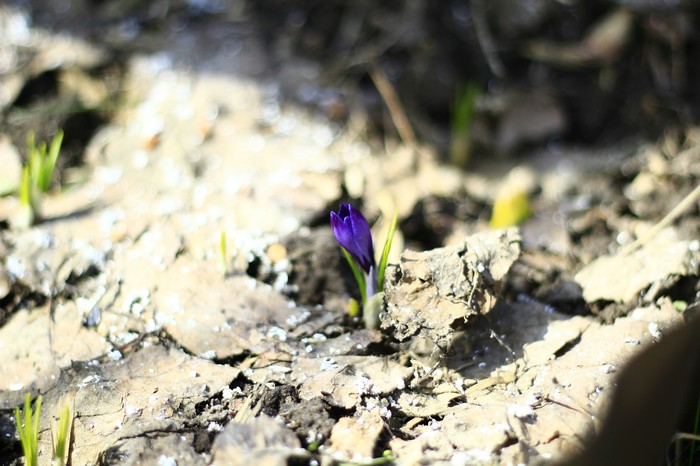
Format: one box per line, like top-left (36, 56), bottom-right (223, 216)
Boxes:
top-left (330, 203), bottom-right (375, 273)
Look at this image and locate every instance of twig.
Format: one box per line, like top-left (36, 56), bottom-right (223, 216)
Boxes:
top-left (471, 0), bottom-right (505, 78)
top-left (620, 183), bottom-right (700, 255)
top-left (369, 65), bottom-right (417, 147)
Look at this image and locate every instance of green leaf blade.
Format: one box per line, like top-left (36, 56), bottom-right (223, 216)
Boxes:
top-left (377, 210), bottom-right (398, 293)
top-left (341, 247), bottom-right (366, 304)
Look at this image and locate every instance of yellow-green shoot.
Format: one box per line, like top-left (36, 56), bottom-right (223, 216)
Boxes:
top-left (377, 209), bottom-right (398, 294)
top-left (339, 449), bottom-right (395, 466)
top-left (219, 231), bottom-right (228, 275)
top-left (19, 130), bottom-right (64, 225)
top-left (28, 130), bottom-right (63, 193)
top-left (449, 82), bottom-right (479, 169)
top-left (14, 394), bottom-right (42, 466)
top-left (51, 399), bottom-right (74, 466)
top-left (489, 189), bottom-right (532, 229)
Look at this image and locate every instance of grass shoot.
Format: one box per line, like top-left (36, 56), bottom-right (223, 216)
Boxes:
top-left (14, 394), bottom-right (42, 466)
top-left (51, 398), bottom-right (74, 466)
top-left (220, 230), bottom-right (228, 275)
top-left (18, 130), bottom-right (64, 226)
top-left (489, 189), bottom-right (532, 229)
top-left (449, 82), bottom-right (479, 169)
top-left (377, 209), bottom-right (398, 294)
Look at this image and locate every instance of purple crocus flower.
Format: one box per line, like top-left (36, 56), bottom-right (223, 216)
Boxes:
top-left (330, 203), bottom-right (375, 272)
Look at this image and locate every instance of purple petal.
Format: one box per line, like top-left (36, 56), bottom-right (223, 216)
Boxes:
top-left (330, 211), bottom-right (354, 251)
top-left (347, 205), bottom-right (374, 270)
top-left (330, 203), bottom-right (375, 272)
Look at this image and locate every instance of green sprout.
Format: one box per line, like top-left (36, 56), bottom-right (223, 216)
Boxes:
top-left (377, 210), bottom-right (399, 294)
top-left (219, 230), bottom-right (228, 275)
top-left (28, 130), bottom-right (63, 193)
top-left (14, 394), bottom-right (42, 466)
top-left (489, 189), bottom-right (532, 229)
top-left (673, 300), bottom-right (688, 313)
top-left (18, 130), bottom-right (64, 226)
top-left (51, 398), bottom-right (74, 466)
top-left (339, 449), bottom-right (395, 466)
top-left (449, 82), bottom-right (479, 169)
top-left (306, 440), bottom-right (321, 453)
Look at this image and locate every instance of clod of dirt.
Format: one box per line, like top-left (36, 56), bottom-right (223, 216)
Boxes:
top-left (1, 230), bottom-right (107, 298)
top-left (307, 329), bottom-right (384, 357)
top-left (575, 227), bottom-right (700, 303)
top-left (34, 345), bottom-right (239, 466)
top-left (386, 298), bottom-right (683, 465)
top-left (211, 414), bottom-right (303, 466)
top-left (291, 355), bottom-right (413, 409)
top-left (154, 259), bottom-right (312, 359)
top-left (329, 408), bottom-right (386, 462)
top-left (0, 303), bottom-right (111, 400)
top-left (382, 228), bottom-right (521, 349)
top-left (107, 435), bottom-right (208, 466)
top-left (279, 397), bottom-right (335, 445)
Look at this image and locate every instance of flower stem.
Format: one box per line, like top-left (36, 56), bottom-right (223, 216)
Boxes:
top-left (341, 247), bottom-right (367, 304)
top-left (366, 266), bottom-right (378, 299)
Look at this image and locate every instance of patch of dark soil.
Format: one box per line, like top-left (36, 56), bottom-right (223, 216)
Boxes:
top-left (506, 253), bottom-right (588, 316)
top-left (259, 384), bottom-right (298, 417)
top-left (279, 397), bottom-right (336, 446)
top-left (401, 195), bottom-right (481, 250)
top-left (652, 275), bottom-right (700, 305)
top-left (192, 428), bottom-right (215, 455)
top-left (247, 1), bottom-right (700, 154)
top-left (12, 69), bottom-right (61, 107)
top-left (190, 398), bottom-right (231, 455)
top-left (57, 109), bottom-right (109, 169)
top-left (3, 60), bottom-right (124, 181)
top-left (593, 301), bottom-right (636, 324)
top-left (450, 312), bottom-right (520, 375)
top-left (0, 413), bottom-right (21, 466)
top-left (217, 353), bottom-right (253, 370)
top-left (98, 446), bottom-right (128, 466)
top-left (280, 227), bottom-right (358, 306)
top-left (534, 278), bottom-right (588, 316)
top-left (568, 206), bottom-right (620, 261)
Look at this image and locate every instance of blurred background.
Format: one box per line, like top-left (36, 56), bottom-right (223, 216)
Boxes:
top-left (3, 0), bottom-right (699, 169)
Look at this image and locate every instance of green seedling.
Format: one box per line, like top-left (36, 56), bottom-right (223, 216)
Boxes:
top-left (51, 398), bottom-right (74, 466)
top-left (306, 440), bottom-right (320, 453)
top-left (220, 230), bottom-right (228, 275)
top-left (339, 449), bottom-right (395, 466)
top-left (449, 82), bottom-right (479, 169)
top-left (347, 297), bottom-right (361, 319)
top-left (18, 130), bottom-right (64, 226)
top-left (377, 210), bottom-right (398, 294)
top-left (28, 130), bottom-right (63, 193)
top-left (14, 394), bottom-right (42, 466)
top-left (489, 189), bottom-right (532, 229)
top-left (674, 300), bottom-right (688, 312)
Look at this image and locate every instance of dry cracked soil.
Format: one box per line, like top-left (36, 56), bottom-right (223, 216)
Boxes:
top-left (1, 2), bottom-right (700, 466)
